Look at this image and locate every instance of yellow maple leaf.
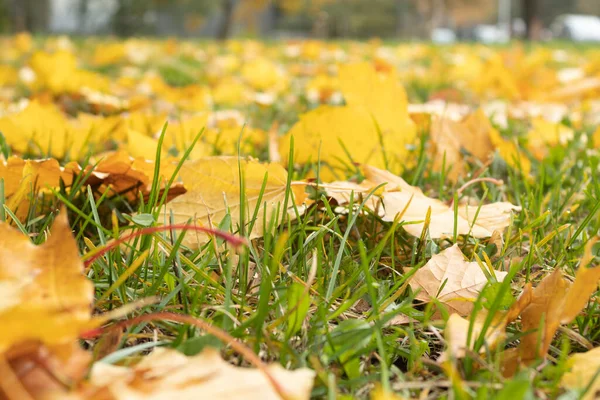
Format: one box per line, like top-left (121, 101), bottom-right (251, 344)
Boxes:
top-left (0, 101), bottom-right (95, 159)
top-left (280, 63), bottom-right (416, 179)
top-left (163, 157), bottom-right (306, 248)
top-left (0, 209), bottom-right (93, 353)
top-left (0, 65), bottom-right (18, 86)
top-left (29, 50), bottom-right (109, 94)
top-left (211, 77), bottom-right (248, 106)
top-left (241, 57), bottom-right (287, 92)
top-left (526, 117), bottom-right (574, 160)
top-left (594, 126), bottom-right (600, 147)
top-left (126, 128), bottom-right (170, 161)
top-left (488, 125), bottom-right (531, 176)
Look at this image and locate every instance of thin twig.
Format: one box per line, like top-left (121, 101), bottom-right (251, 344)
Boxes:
top-left (91, 312), bottom-right (292, 400)
top-left (83, 224), bottom-right (246, 268)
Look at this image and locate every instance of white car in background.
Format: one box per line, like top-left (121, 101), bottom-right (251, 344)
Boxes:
top-left (431, 28), bottom-right (457, 44)
top-left (473, 24), bottom-right (510, 44)
top-left (551, 14), bottom-right (600, 42)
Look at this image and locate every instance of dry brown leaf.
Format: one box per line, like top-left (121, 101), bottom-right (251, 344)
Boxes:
top-left (561, 347), bottom-right (600, 400)
top-left (441, 283), bottom-right (533, 361)
top-left (509, 238), bottom-right (600, 369)
top-left (429, 110), bottom-right (494, 181)
top-left (88, 151), bottom-right (183, 201)
top-left (406, 244), bottom-right (508, 316)
top-left (83, 347), bottom-right (315, 400)
top-left (323, 180), bottom-right (384, 213)
top-left (163, 156), bottom-right (306, 248)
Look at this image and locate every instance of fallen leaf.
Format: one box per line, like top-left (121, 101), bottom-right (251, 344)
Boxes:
top-left (84, 347), bottom-right (315, 400)
top-left (526, 117), bottom-right (574, 160)
top-left (29, 50), bottom-right (109, 94)
top-left (441, 283), bottom-right (532, 360)
top-left (406, 244), bottom-right (508, 316)
top-left (163, 156), bottom-right (306, 248)
top-left (361, 165), bottom-right (520, 238)
top-left (89, 151), bottom-right (183, 201)
top-left (0, 208), bottom-right (94, 398)
top-left (0, 101), bottom-right (75, 158)
top-left (371, 386), bottom-right (408, 400)
top-left (280, 62), bottom-right (416, 179)
top-left (429, 110), bottom-right (494, 181)
top-left (561, 347), bottom-right (600, 400)
top-left (488, 127), bottom-right (531, 176)
top-left (513, 238), bottom-right (600, 367)
top-left (0, 208), bottom-right (93, 353)
top-left (0, 157), bottom-right (76, 199)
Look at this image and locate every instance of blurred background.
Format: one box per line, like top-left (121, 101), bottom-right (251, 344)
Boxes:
top-left (0, 0), bottom-right (599, 42)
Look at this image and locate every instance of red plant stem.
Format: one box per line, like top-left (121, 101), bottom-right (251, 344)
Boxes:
top-left (89, 312), bottom-right (291, 400)
top-left (456, 177), bottom-right (504, 196)
top-left (83, 225), bottom-right (247, 268)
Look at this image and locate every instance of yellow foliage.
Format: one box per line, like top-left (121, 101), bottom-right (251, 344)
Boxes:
top-left (163, 156), bottom-right (305, 248)
top-left (526, 117), bottom-right (574, 160)
top-left (0, 101), bottom-right (91, 159)
top-left (280, 62), bottom-right (416, 178)
top-left (0, 209), bottom-right (93, 353)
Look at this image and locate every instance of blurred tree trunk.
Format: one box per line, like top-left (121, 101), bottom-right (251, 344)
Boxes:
top-left (8, 0), bottom-right (26, 31)
top-left (7, 0), bottom-right (49, 32)
top-left (217, 0), bottom-right (235, 39)
top-left (78, 0), bottom-right (90, 34)
top-left (522, 0), bottom-right (539, 40)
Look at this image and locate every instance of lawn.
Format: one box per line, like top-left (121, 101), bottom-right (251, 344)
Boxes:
top-left (1, 33), bottom-right (600, 399)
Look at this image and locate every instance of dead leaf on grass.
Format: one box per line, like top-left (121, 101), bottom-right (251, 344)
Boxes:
top-left (162, 156), bottom-right (306, 248)
top-left (406, 244), bottom-right (508, 316)
top-left (82, 347), bottom-right (315, 400)
top-left (561, 346), bottom-right (600, 400)
top-left (359, 165), bottom-right (520, 238)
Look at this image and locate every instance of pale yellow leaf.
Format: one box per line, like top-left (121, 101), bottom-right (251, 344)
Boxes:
top-left (561, 347), bottom-right (600, 400)
top-left (441, 283), bottom-right (532, 361)
top-left (163, 157), bottom-right (305, 248)
top-left (86, 347), bottom-right (315, 400)
top-left (526, 117), bottom-right (574, 160)
top-left (406, 244), bottom-right (508, 316)
top-left (361, 165), bottom-right (520, 238)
